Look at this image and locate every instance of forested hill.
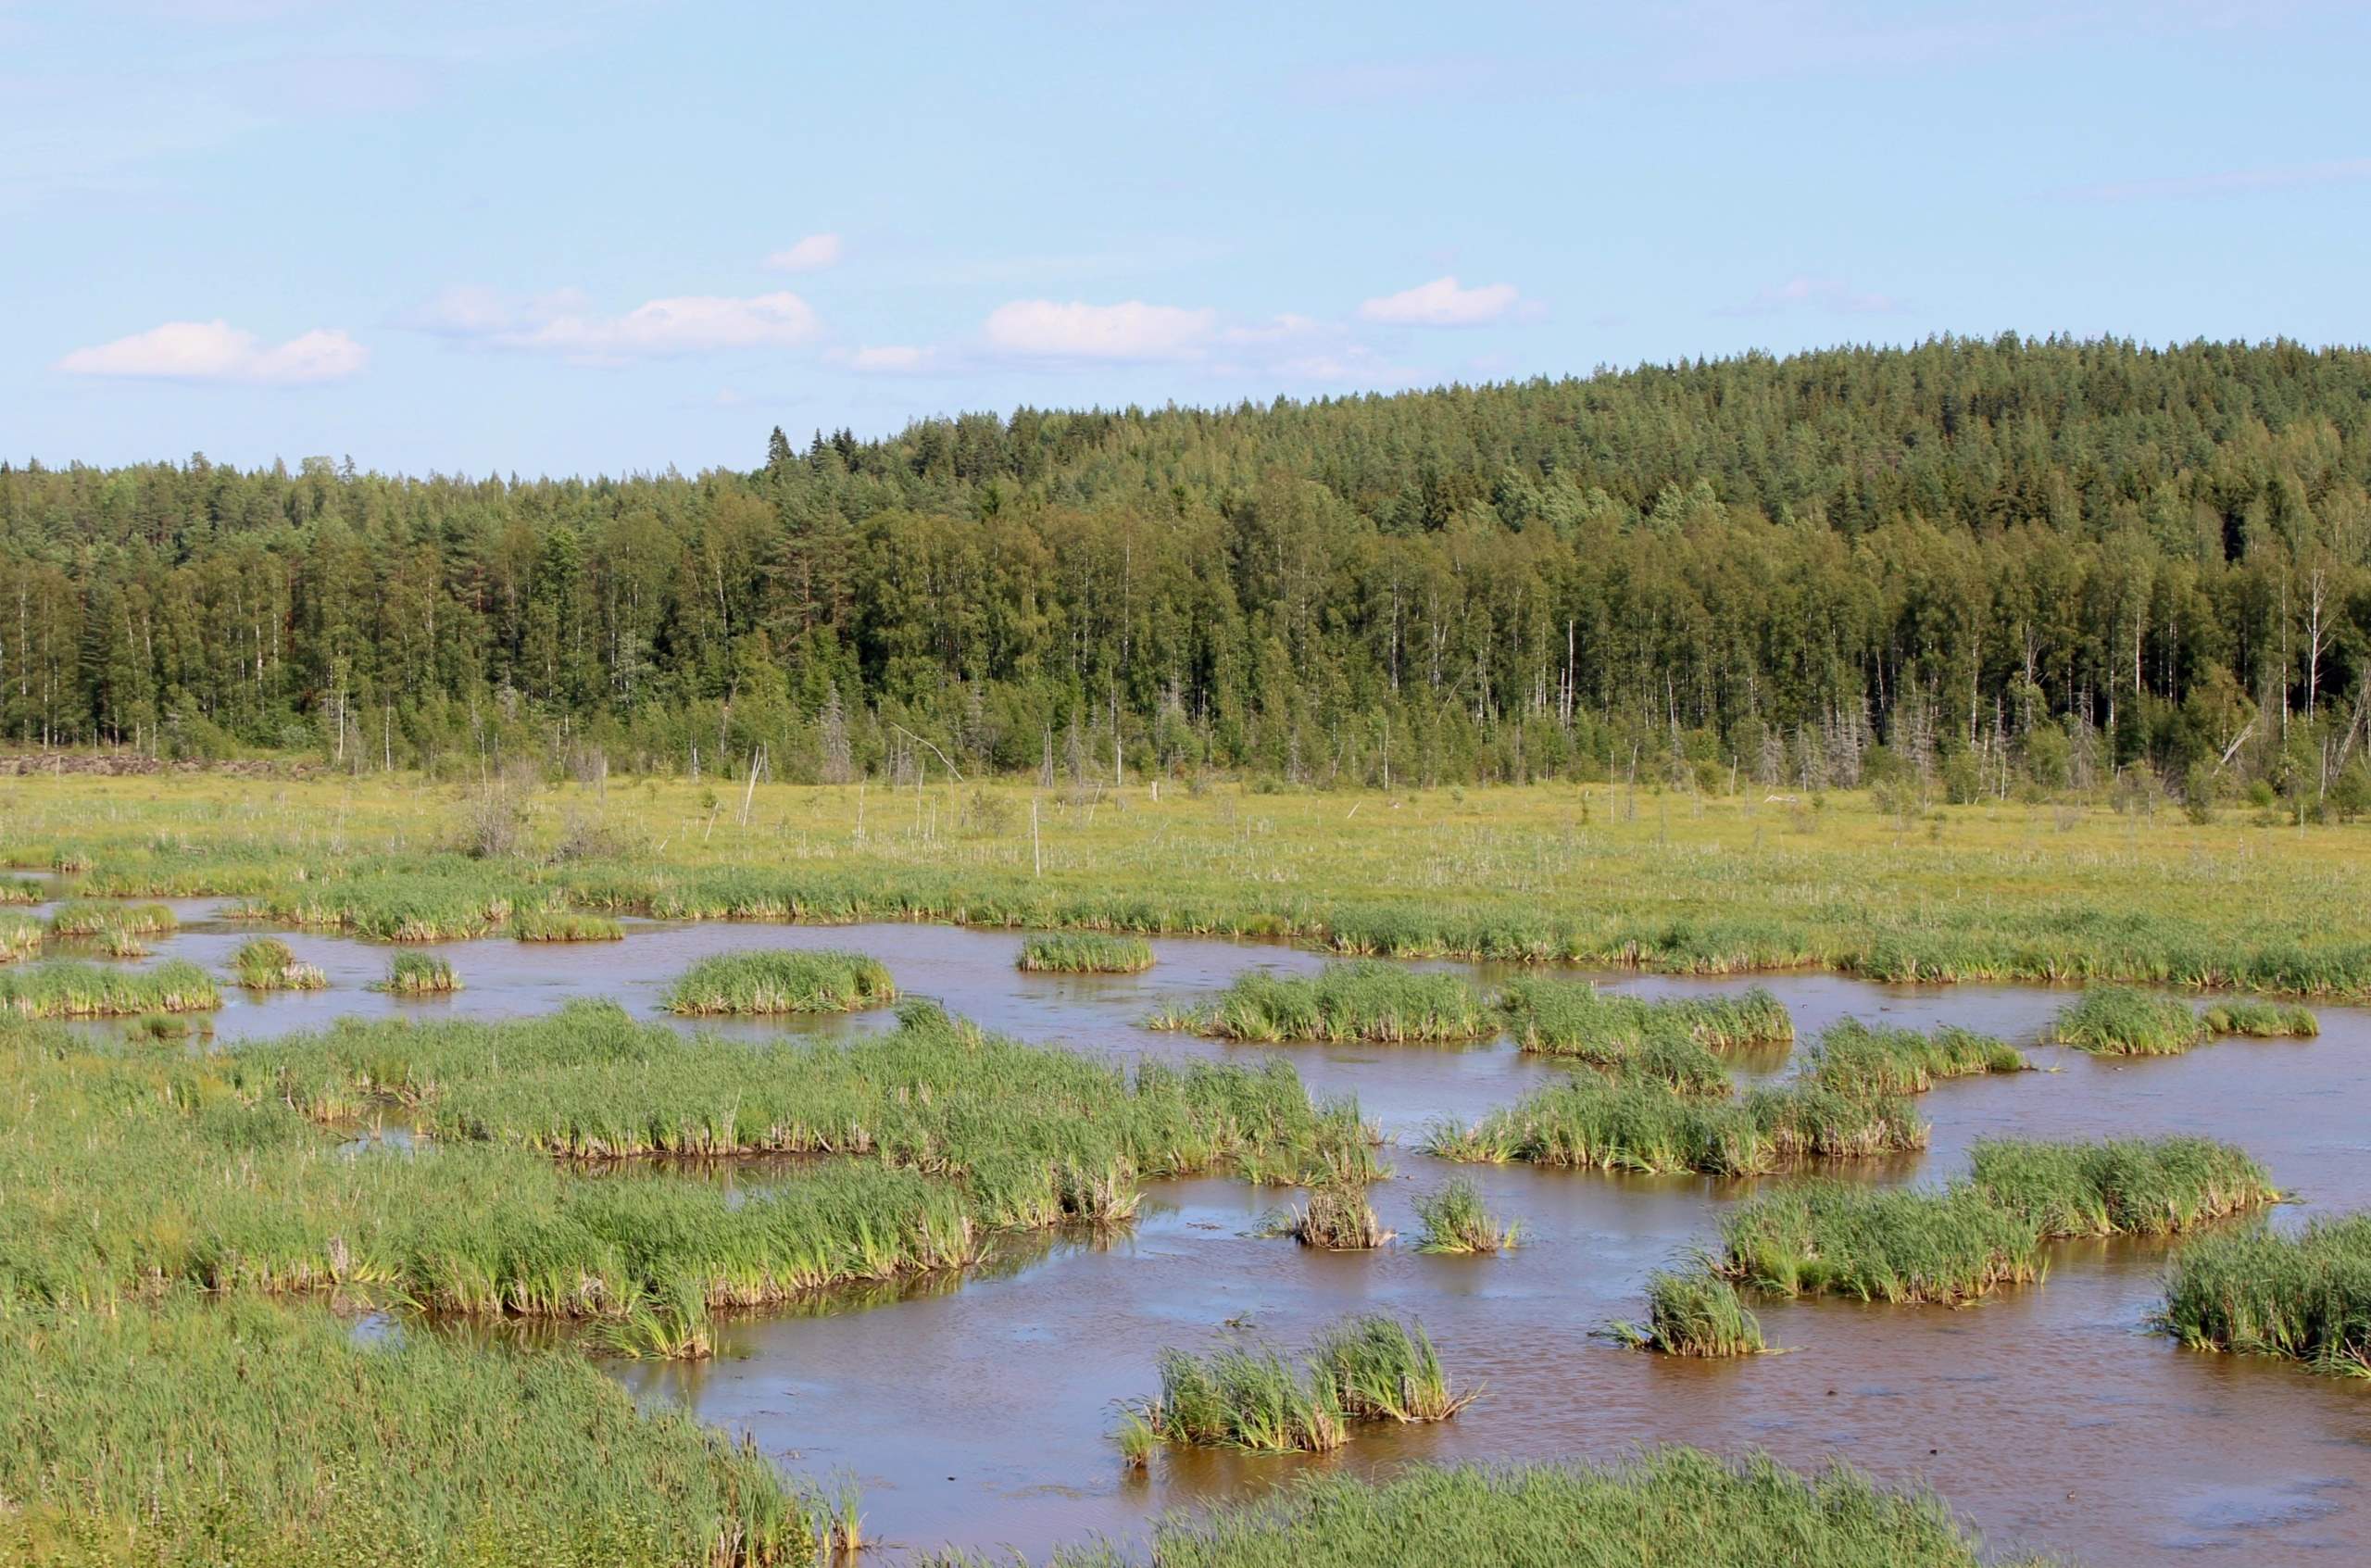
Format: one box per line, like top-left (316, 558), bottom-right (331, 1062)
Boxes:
top-left (5, 334), bottom-right (2369, 798)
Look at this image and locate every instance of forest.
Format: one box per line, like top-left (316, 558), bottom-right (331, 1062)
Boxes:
top-left (5, 333), bottom-right (2369, 804)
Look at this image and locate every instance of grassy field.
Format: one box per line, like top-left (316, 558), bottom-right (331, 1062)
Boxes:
top-left (0, 771), bottom-right (2365, 994)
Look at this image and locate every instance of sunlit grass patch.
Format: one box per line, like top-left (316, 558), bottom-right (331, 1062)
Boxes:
top-left (229, 936), bottom-right (327, 991)
top-left (1609, 1264), bottom-right (1767, 1356)
top-left (377, 953), bottom-right (461, 994)
top-left (1411, 1177), bottom-right (1519, 1254)
top-left (1019, 933), bottom-right (1155, 972)
top-left (1801, 1020), bottom-right (2026, 1096)
top-left (2162, 1217), bottom-right (2371, 1375)
top-left (1159, 960), bottom-right (1494, 1044)
top-left (512, 908), bottom-right (626, 942)
top-left (662, 950), bottom-right (896, 1014)
top-left (0, 959), bottom-right (220, 1018)
top-left (1424, 1078), bottom-right (1924, 1175)
top-left (2050, 986), bottom-right (2206, 1055)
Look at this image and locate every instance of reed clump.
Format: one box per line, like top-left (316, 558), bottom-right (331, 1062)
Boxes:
top-left (230, 935), bottom-right (328, 991)
top-left (513, 908), bottom-right (626, 942)
top-left (2199, 997), bottom-right (2319, 1038)
top-left (1609, 1264), bottom-right (1767, 1356)
top-left (1269, 1179), bottom-right (1392, 1249)
top-left (1501, 978), bottom-right (1792, 1057)
top-left (1411, 1177), bottom-right (1518, 1254)
top-left (1160, 960), bottom-right (1495, 1044)
top-left (1020, 933), bottom-right (1156, 973)
top-left (0, 914), bottom-right (44, 963)
top-left (664, 949), bottom-right (897, 1014)
top-left (920, 1447), bottom-right (2044, 1567)
top-left (1424, 1078), bottom-right (1924, 1176)
top-left (1135, 1313), bottom-right (1471, 1455)
top-left (2050, 986), bottom-right (2206, 1055)
top-left (1802, 1020), bottom-right (2026, 1097)
top-left (378, 952), bottom-right (461, 994)
top-left (0, 959), bottom-right (220, 1018)
top-left (2161, 1216), bottom-right (2371, 1375)
top-left (0, 1295), bottom-right (810, 1565)
top-left (1969, 1136), bottom-right (2279, 1236)
top-left (47, 900), bottom-right (178, 939)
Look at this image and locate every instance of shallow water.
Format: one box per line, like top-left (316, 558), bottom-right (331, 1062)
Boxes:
top-left (66, 904), bottom-right (2371, 1563)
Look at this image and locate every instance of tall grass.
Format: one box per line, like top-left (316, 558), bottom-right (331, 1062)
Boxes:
top-left (2049, 986), bottom-right (2206, 1055)
top-left (2199, 997), bottom-right (2319, 1038)
top-left (1411, 1177), bottom-right (1518, 1254)
top-left (663, 949), bottom-right (897, 1014)
top-left (514, 907), bottom-right (627, 941)
top-left (0, 1296), bottom-right (809, 1565)
top-left (2161, 1217), bottom-right (2371, 1375)
top-left (1501, 978), bottom-right (1792, 1056)
top-left (378, 952), bottom-right (461, 994)
top-left (0, 959), bottom-right (220, 1017)
top-left (0, 914), bottom-right (44, 963)
top-left (1721, 1135), bottom-right (2278, 1306)
top-left (229, 935), bottom-right (328, 991)
top-left (1424, 1078), bottom-right (1924, 1175)
top-left (1136, 1314), bottom-right (1470, 1454)
top-left (1609, 1264), bottom-right (1767, 1356)
top-left (1801, 1020), bottom-right (2026, 1097)
top-left (47, 899), bottom-right (178, 939)
top-left (1020, 933), bottom-right (1155, 973)
top-left (921, 1447), bottom-right (2048, 1567)
top-left (1266, 1179), bottom-right (1392, 1249)
top-left (1157, 960), bottom-right (1495, 1043)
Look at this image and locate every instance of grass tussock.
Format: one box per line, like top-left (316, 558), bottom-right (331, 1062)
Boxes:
top-left (921, 1447), bottom-right (2048, 1568)
top-left (2050, 985), bottom-right (2206, 1055)
top-left (1501, 978), bottom-right (1792, 1057)
top-left (2199, 997), bottom-right (2319, 1038)
top-left (0, 959), bottom-right (220, 1017)
top-left (1802, 1020), bottom-right (2026, 1097)
top-left (663, 949), bottom-right (896, 1014)
top-left (0, 1296), bottom-right (809, 1565)
top-left (229, 935), bottom-right (327, 991)
top-left (1135, 1314), bottom-right (1470, 1454)
top-left (377, 952), bottom-right (461, 994)
top-left (1424, 1078), bottom-right (1925, 1176)
top-left (2161, 1217), bottom-right (2371, 1375)
top-left (1020, 933), bottom-right (1155, 973)
top-left (0, 914), bottom-right (44, 963)
top-left (1411, 1177), bottom-right (1519, 1254)
top-left (47, 900), bottom-right (178, 939)
top-left (1158, 960), bottom-right (1494, 1044)
top-left (1720, 1135), bottom-right (2278, 1307)
top-left (1267, 1179), bottom-right (1392, 1249)
top-left (1609, 1264), bottom-right (1767, 1356)
top-left (513, 908), bottom-right (626, 942)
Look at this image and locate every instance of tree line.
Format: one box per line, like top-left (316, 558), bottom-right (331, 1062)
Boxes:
top-left (4, 332), bottom-right (2369, 806)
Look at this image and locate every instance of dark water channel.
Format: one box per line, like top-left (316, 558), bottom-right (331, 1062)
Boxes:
top-left (66, 900), bottom-right (2371, 1564)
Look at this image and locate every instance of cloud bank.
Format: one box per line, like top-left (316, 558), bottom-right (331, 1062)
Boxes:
top-left (56, 320), bottom-right (367, 383)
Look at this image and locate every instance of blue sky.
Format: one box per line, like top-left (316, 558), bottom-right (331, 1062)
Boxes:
top-left (5, 0), bottom-right (2367, 478)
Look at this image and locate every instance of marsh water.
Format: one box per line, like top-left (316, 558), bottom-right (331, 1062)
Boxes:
top-left (60, 897), bottom-right (2371, 1565)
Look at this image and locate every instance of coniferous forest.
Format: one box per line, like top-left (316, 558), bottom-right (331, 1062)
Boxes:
top-left (7, 334), bottom-right (2371, 805)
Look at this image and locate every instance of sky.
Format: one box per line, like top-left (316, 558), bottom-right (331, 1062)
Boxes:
top-left (4, 0), bottom-right (2367, 479)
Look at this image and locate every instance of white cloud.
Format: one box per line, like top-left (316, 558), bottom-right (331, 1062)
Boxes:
top-left (56, 320), bottom-right (366, 383)
top-left (1715, 276), bottom-right (1901, 317)
top-left (983, 298), bottom-right (1218, 361)
top-left (1357, 275), bottom-right (1521, 327)
top-left (2060, 157), bottom-right (2371, 203)
top-left (848, 344), bottom-right (933, 372)
top-left (766, 232), bottom-right (843, 271)
top-left (404, 286), bottom-right (819, 360)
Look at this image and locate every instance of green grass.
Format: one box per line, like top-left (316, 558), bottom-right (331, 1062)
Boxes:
top-left (0, 1295), bottom-right (810, 1566)
top-left (1720, 1135), bottom-right (2279, 1306)
top-left (1155, 960), bottom-right (1495, 1043)
top-left (1411, 1177), bottom-right (1519, 1254)
top-left (1423, 1078), bottom-right (1925, 1175)
top-left (2049, 986), bottom-right (2207, 1055)
top-left (590, 1279), bottom-right (718, 1361)
top-left (2161, 1216), bottom-right (2371, 1375)
top-left (0, 959), bottom-right (220, 1017)
top-left (47, 900), bottom-right (178, 939)
top-left (1609, 1264), bottom-right (1767, 1356)
top-left (1019, 933), bottom-right (1156, 972)
top-left (0, 913), bottom-right (44, 963)
top-left (229, 936), bottom-right (328, 991)
top-left (1264, 1179), bottom-right (1392, 1249)
top-left (1136, 1313), bottom-right (1469, 1455)
top-left (2199, 997), bottom-right (2320, 1038)
top-left (919, 1447), bottom-right (2050, 1567)
top-left (376, 952), bottom-right (460, 994)
top-left (513, 907), bottom-right (627, 941)
top-left (1501, 978), bottom-right (1792, 1056)
top-left (662, 949), bottom-right (897, 1014)
top-left (1801, 1020), bottom-right (2026, 1097)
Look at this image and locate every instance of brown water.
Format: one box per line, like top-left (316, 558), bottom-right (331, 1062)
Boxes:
top-left (67, 901), bottom-right (2371, 1564)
